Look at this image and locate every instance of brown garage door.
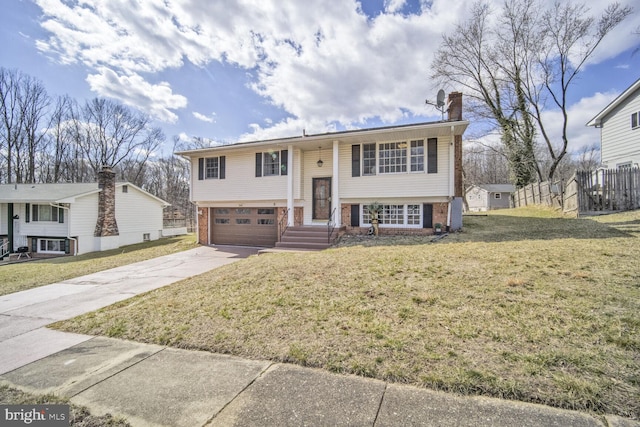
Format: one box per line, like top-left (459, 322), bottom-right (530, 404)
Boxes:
top-left (211, 207), bottom-right (277, 247)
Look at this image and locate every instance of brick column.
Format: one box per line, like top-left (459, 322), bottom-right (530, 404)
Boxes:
top-left (198, 206), bottom-right (209, 245)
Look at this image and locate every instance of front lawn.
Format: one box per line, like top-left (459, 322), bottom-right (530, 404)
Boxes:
top-left (0, 234), bottom-right (197, 296)
top-left (52, 208), bottom-right (640, 419)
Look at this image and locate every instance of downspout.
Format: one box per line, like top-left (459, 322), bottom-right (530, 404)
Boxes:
top-left (332, 140), bottom-right (341, 227)
top-left (50, 203), bottom-right (77, 256)
top-left (447, 125), bottom-right (455, 229)
top-left (287, 145), bottom-right (294, 226)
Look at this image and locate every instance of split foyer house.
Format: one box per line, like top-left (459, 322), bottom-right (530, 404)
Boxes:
top-left (587, 77), bottom-right (640, 169)
top-left (1, 166), bottom-right (170, 258)
top-left (177, 92), bottom-right (468, 249)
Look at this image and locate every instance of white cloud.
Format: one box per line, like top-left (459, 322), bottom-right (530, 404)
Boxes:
top-left (539, 91), bottom-right (619, 154)
top-left (86, 67), bottom-right (187, 123)
top-left (32, 0), bottom-right (640, 138)
top-left (384, 0), bottom-right (407, 13)
top-left (193, 111), bottom-right (216, 123)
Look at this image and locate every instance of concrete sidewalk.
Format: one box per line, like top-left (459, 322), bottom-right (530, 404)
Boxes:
top-left (2, 337), bottom-right (635, 427)
top-left (1, 246), bottom-right (638, 426)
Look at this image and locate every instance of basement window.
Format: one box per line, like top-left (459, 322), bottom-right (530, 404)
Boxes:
top-left (38, 239), bottom-right (66, 254)
top-left (362, 204), bottom-right (422, 228)
top-left (143, 233), bottom-right (150, 242)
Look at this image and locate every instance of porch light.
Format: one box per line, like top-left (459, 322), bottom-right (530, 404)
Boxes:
top-left (317, 146), bottom-right (323, 167)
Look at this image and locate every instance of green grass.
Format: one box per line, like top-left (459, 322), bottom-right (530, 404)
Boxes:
top-left (0, 385), bottom-right (130, 426)
top-left (0, 234), bottom-right (197, 296)
top-left (52, 208), bottom-right (640, 419)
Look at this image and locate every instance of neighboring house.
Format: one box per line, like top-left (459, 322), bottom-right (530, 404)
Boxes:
top-left (177, 92), bottom-right (468, 248)
top-left (587, 78), bottom-right (640, 169)
top-left (465, 184), bottom-right (514, 212)
top-left (0, 166), bottom-right (170, 258)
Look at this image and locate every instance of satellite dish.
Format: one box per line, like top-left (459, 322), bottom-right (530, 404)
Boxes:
top-left (425, 88), bottom-right (449, 120)
top-left (436, 89), bottom-right (445, 108)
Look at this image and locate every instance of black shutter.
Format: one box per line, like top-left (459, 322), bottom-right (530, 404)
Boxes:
top-left (423, 204), bottom-right (433, 228)
top-left (59, 207), bottom-right (64, 223)
top-left (198, 158), bottom-right (204, 180)
top-left (64, 239), bottom-right (70, 254)
top-left (31, 237), bottom-right (37, 253)
top-left (52, 206), bottom-right (58, 222)
top-left (427, 138), bottom-right (438, 174)
top-left (219, 156), bottom-right (226, 179)
top-left (25, 203), bottom-right (30, 223)
top-left (255, 153), bottom-right (262, 177)
top-left (350, 205), bottom-right (360, 227)
top-left (32, 205), bottom-right (38, 222)
top-left (351, 145), bottom-right (360, 177)
top-left (281, 150), bottom-right (288, 176)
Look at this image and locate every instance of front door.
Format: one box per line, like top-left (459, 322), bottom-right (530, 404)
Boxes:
top-left (312, 177), bottom-right (331, 220)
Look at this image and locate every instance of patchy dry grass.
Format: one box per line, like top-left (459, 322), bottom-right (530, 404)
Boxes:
top-left (0, 385), bottom-right (130, 426)
top-left (0, 235), bottom-right (197, 296)
top-left (53, 208), bottom-right (640, 419)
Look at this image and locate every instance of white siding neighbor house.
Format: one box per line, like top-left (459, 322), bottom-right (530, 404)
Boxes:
top-left (587, 78), bottom-right (640, 169)
top-left (177, 92), bottom-right (468, 249)
top-left (465, 184), bottom-right (514, 212)
top-left (0, 167), bottom-right (169, 258)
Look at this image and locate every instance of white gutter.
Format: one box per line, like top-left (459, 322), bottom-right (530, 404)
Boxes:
top-left (50, 203), bottom-right (77, 256)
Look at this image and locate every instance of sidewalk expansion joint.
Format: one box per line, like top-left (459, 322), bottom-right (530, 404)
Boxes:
top-left (67, 343), bottom-right (167, 399)
top-left (203, 361), bottom-right (276, 426)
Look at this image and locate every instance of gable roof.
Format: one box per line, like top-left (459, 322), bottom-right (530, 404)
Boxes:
top-left (587, 78), bottom-right (640, 127)
top-left (0, 182), bottom-right (169, 206)
top-left (467, 184), bottom-right (514, 193)
top-left (0, 183), bottom-right (100, 203)
top-left (175, 120), bottom-right (469, 156)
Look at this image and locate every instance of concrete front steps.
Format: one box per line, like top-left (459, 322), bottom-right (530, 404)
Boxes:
top-left (275, 226), bottom-right (341, 250)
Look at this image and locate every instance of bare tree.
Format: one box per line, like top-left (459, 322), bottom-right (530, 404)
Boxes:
top-left (0, 68), bottom-right (23, 183)
top-left (78, 98), bottom-right (164, 179)
top-left (525, 1), bottom-right (631, 182)
top-left (433, 0), bottom-right (632, 187)
top-left (573, 143), bottom-right (601, 171)
top-left (19, 74), bottom-right (50, 183)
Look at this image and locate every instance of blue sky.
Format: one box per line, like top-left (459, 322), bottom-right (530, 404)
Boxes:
top-left (1, 0), bottom-right (639, 156)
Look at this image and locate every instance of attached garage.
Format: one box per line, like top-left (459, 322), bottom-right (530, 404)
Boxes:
top-left (210, 207), bottom-right (278, 247)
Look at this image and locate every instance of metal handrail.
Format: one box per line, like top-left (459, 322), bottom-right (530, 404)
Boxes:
top-left (327, 207), bottom-right (337, 244)
top-left (0, 240), bottom-right (9, 260)
top-left (279, 208), bottom-right (290, 239)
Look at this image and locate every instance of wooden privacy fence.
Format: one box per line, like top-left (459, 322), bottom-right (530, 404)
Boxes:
top-left (513, 181), bottom-right (563, 210)
top-left (566, 168), bottom-right (640, 214)
top-left (512, 168), bottom-right (640, 215)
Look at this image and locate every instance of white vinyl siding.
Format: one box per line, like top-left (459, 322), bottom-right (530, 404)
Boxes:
top-left (600, 88), bottom-right (640, 168)
top-left (191, 149), bottom-right (302, 202)
top-left (340, 137), bottom-right (450, 199)
top-left (115, 185), bottom-right (165, 246)
top-left (21, 204), bottom-right (68, 238)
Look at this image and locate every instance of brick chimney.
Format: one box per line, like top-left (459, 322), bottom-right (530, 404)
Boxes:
top-left (95, 166), bottom-right (119, 237)
top-left (447, 92), bottom-right (463, 121)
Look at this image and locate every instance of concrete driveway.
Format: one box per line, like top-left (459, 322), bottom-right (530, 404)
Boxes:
top-left (0, 245), bottom-right (259, 375)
